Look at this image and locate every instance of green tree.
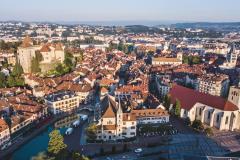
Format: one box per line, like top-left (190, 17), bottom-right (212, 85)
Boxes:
top-left (12, 62), bottom-right (23, 77)
top-left (64, 51), bottom-right (74, 70)
top-left (71, 152), bottom-right (90, 160)
top-left (0, 72), bottom-right (6, 88)
top-left (55, 64), bottom-right (64, 74)
top-left (7, 74), bottom-right (25, 87)
top-left (64, 57), bottom-right (73, 69)
top-left (163, 95), bottom-right (171, 111)
top-left (31, 57), bottom-right (41, 73)
top-left (192, 120), bottom-right (204, 131)
top-left (205, 127), bottom-right (213, 136)
top-left (47, 130), bottom-right (67, 158)
top-left (72, 152), bottom-right (81, 160)
top-left (192, 56), bottom-right (201, 64)
top-left (118, 41), bottom-right (124, 51)
top-left (31, 152), bottom-right (48, 160)
top-left (183, 55), bottom-right (189, 64)
top-left (77, 50), bottom-right (84, 63)
top-left (7, 75), bottom-right (16, 87)
top-left (174, 99), bottom-right (181, 117)
top-left (85, 123), bottom-right (97, 141)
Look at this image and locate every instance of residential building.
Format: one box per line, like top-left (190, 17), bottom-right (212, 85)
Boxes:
top-left (0, 119), bottom-right (10, 147)
top-left (45, 91), bottom-right (80, 115)
top-left (131, 108), bottom-right (169, 124)
top-left (155, 74), bottom-right (172, 98)
top-left (196, 74), bottom-right (230, 97)
top-left (152, 53), bottom-right (182, 66)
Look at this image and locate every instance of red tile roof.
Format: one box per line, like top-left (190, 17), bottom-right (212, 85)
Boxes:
top-left (21, 35), bottom-right (33, 48)
top-left (40, 44), bottom-right (51, 52)
top-left (169, 84), bottom-right (238, 111)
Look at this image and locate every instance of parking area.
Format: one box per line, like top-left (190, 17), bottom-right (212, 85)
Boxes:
top-left (212, 130), bottom-right (240, 153)
top-left (93, 134), bottom-right (228, 160)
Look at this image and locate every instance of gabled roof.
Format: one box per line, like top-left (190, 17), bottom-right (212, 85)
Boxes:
top-left (100, 95), bottom-right (118, 118)
top-left (153, 57), bottom-right (181, 63)
top-left (40, 44), bottom-right (51, 52)
top-left (169, 84), bottom-right (238, 111)
top-left (21, 35), bottom-right (33, 48)
top-left (55, 43), bottom-right (63, 51)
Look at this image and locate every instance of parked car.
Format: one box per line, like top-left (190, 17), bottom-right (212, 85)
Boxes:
top-left (134, 148), bottom-right (143, 153)
top-left (79, 114), bottom-right (88, 121)
top-left (73, 120), bottom-right (80, 127)
top-left (65, 128), bottom-right (73, 135)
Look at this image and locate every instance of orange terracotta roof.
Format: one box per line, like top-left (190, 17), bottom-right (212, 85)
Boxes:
top-left (103, 125), bottom-right (116, 130)
top-left (101, 87), bottom-right (108, 93)
top-left (21, 35), bottom-right (33, 48)
top-left (131, 108), bottom-right (169, 117)
top-left (40, 44), bottom-right (51, 52)
top-left (102, 103), bottom-right (116, 118)
top-left (153, 57), bottom-right (181, 63)
top-left (0, 119), bottom-right (9, 132)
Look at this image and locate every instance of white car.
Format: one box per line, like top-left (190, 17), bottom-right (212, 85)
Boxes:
top-left (134, 148), bottom-right (143, 153)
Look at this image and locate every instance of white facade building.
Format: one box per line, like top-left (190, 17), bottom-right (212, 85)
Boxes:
top-left (170, 85), bottom-right (240, 131)
top-left (45, 91), bottom-right (80, 115)
top-left (152, 53), bottom-right (182, 66)
top-left (97, 95), bottom-right (136, 141)
top-left (196, 74), bottom-right (229, 97)
top-left (0, 119), bottom-right (10, 147)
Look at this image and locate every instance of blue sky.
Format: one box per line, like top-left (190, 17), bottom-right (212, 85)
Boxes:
top-left (0, 0), bottom-right (240, 22)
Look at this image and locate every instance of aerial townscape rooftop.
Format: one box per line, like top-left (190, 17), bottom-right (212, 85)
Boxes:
top-left (0, 1), bottom-right (240, 160)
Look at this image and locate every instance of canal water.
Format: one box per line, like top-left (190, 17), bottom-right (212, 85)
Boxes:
top-left (10, 125), bottom-right (66, 160)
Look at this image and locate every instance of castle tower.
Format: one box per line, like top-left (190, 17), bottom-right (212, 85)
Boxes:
top-left (17, 36), bottom-right (38, 73)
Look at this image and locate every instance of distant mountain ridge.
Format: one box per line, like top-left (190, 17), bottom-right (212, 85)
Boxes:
top-left (172, 22), bottom-right (240, 29)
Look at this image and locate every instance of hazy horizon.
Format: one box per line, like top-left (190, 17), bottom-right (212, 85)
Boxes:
top-left (1, 0), bottom-right (240, 23)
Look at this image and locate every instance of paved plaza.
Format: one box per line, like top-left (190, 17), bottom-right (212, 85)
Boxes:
top-left (212, 131), bottom-right (240, 153)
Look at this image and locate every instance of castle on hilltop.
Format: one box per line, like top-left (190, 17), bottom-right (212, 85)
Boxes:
top-left (17, 36), bottom-right (65, 73)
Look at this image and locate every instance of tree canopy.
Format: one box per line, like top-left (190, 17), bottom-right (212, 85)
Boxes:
top-left (0, 72), bottom-right (7, 88)
top-left (31, 51), bottom-right (43, 73)
top-left (174, 99), bottom-right (181, 117)
top-left (85, 123), bottom-right (97, 142)
top-left (7, 62), bottom-right (25, 87)
top-left (48, 130), bottom-right (67, 156)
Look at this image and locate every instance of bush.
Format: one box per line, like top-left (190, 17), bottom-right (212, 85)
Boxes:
top-left (192, 120), bottom-right (204, 131)
top-left (205, 127), bottom-right (213, 136)
top-left (184, 117), bottom-right (191, 126)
